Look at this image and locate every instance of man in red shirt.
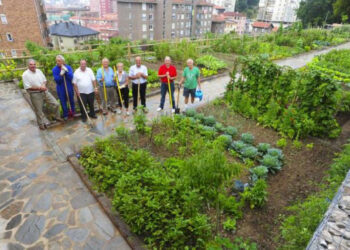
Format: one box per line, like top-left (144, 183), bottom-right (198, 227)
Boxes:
top-left (157, 56), bottom-right (177, 113)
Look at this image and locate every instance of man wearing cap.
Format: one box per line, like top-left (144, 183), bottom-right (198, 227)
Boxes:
top-left (52, 55), bottom-right (75, 120)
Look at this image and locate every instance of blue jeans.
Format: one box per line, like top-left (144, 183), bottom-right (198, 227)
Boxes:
top-left (160, 82), bottom-right (175, 109)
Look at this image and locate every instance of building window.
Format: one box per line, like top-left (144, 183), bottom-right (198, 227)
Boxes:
top-left (149, 32), bottom-right (154, 40)
top-left (128, 3), bottom-right (131, 8)
top-left (171, 32), bottom-right (175, 38)
top-left (142, 13), bottom-right (147, 21)
top-left (172, 13), bottom-right (176, 20)
top-left (147, 4), bottom-right (153, 10)
top-left (129, 12), bottom-right (132, 19)
top-left (149, 14), bottom-right (153, 20)
top-left (142, 3), bottom-right (146, 11)
top-left (0, 0), bottom-right (2, 5)
top-left (149, 24), bottom-right (153, 31)
top-left (172, 23), bottom-right (175, 29)
top-left (142, 24), bottom-right (147, 32)
top-left (11, 49), bottom-right (17, 57)
top-left (0, 14), bottom-right (7, 24)
top-left (142, 33), bottom-right (147, 39)
top-left (172, 5), bottom-right (176, 10)
top-left (6, 33), bottom-right (13, 42)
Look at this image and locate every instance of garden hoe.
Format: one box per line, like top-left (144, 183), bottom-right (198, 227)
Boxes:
top-left (114, 66), bottom-right (125, 114)
top-left (63, 75), bottom-right (74, 118)
top-left (175, 83), bottom-right (181, 114)
top-left (101, 67), bottom-right (108, 115)
top-left (167, 76), bottom-right (174, 114)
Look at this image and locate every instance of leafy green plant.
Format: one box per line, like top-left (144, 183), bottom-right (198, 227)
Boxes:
top-left (133, 107), bottom-right (150, 134)
top-left (250, 166), bottom-right (269, 183)
top-left (206, 236), bottom-right (257, 250)
top-left (197, 55), bottom-right (227, 71)
top-left (267, 148), bottom-right (284, 160)
top-left (223, 217), bottom-right (236, 232)
top-left (203, 115), bottom-right (216, 127)
top-left (231, 140), bottom-right (247, 152)
top-left (261, 155), bottom-right (282, 174)
top-left (225, 126), bottom-right (238, 137)
top-left (257, 143), bottom-right (271, 153)
top-left (185, 108), bottom-right (197, 117)
top-left (241, 146), bottom-right (258, 159)
top-left (241, 179), bottom-right (268, 209)
top-left (276, 138), bottom-right (287, 148)
top-left (217, 134), bottom-right (233, 148)
top-left (293, 139), bottom-right (303, 150)
top-left (241, 133), bottom-right (254, 144)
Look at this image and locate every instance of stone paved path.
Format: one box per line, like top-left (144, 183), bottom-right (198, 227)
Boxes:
top-left (0, 82), bottom-right (131, 250)
top-left (1, 42), bottom-right (350, 250)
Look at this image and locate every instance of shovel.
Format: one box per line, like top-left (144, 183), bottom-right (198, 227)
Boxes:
top-left (175, 84), bottom-right (181, 114)
top-left (77, 93), bottom-right (94, 128)
top-left (167, 76), bottom-right (174, 113)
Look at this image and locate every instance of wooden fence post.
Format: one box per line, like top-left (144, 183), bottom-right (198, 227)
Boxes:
top-left (127, 43), bottom-right (131, 62)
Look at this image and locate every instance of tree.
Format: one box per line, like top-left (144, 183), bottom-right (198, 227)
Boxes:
top-left (333, 0), bottom-right (350, 23)
top-left (297, 0), bottom-right (337, 27)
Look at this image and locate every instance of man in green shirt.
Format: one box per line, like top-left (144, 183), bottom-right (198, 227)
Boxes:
top-left (180, 58), bottom-right (201, 109)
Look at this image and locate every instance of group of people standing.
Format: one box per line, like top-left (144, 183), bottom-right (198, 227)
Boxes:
top-left (22, 55), bottom-right (201, 130)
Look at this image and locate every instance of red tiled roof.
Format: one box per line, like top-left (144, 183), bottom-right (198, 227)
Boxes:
top-left (196, 1), bottom-right (214, 6)
top-left (214, 5), bottom-right (225, 9)
top-left (212, 15), bottom-right (225, 22)
top-left (252, 21), bottom-right (273, 29)
top-left (223, 11), bottom-right (246, 17)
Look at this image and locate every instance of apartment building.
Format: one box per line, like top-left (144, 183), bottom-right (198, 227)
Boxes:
top-left (90, 0), bottom-right (113, 17)
top-left (257, 0), bottom-right (301, 24)
top-left (116, 0), bottom-right (213, 41)
top-left (223, 11), bottom-right (246, 35)
top-left (208, 0), bottom-right (236, 12)
top-left (0, 0), bottom-right (50, 57)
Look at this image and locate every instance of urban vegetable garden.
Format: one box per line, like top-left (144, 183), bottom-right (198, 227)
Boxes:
top-left (2, 25), bottom-right (350, 249)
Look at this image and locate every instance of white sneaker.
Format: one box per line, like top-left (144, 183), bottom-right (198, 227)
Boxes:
top-left (157, 107), bottom-right (162, 112)
top-left (171, 109), bottom-right (175, 113)
top-left (126, 111), bottom-right (130, 116)
top-left (117, 109), bottom-right (122, 114)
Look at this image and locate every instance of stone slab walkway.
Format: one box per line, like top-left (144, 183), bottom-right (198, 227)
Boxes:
top-left (0, 82), bottom-right (131, 250)
top-left (1, 42), bottom-right (350, 249)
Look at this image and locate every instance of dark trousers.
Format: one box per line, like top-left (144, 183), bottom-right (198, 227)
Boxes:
top-left (132, 82), bottom-right (147, 110)
top-left (117, 87), bottom-right (129, 109)
top-left (78, 92), bottom-right (95, 119)
top-left (160, 82), bottom-right (175, 109)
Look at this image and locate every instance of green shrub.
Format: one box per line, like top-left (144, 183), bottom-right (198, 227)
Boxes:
top-left (194, 112), bottom-right (205, 122)
top-left (241, 133), bottom-right (254, 144)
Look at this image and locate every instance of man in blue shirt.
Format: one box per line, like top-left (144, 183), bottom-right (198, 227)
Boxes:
top-left (96, 58), bottom-right (116, 115)
top-left (52, 55), bottom-right (75, 120)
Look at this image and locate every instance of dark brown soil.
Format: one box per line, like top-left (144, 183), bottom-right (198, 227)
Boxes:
top-left (199, 103), bottom-right (350, 249)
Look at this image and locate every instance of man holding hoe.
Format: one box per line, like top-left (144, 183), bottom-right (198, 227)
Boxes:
top-left (52, 55), bottom-right (75, 120)
top-left (157, 56), bottom-right (177, 113)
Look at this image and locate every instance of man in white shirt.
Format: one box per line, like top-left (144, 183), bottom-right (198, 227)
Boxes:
top-left (72, 60), bottom-right (98, 122)
top-left (129, 56), bottom-right (148, 112)
top-left (22, 59), bottom-right (62, 130)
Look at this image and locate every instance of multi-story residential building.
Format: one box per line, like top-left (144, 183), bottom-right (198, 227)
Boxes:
top-left (50, 21), bottom-right (99, 50)
top-left (116, 0), bottom-right (213, 41)
top-left (223, 11), bottom-right (246, 35)
top-left (208, 0), bottom-right (236, 12)
top-left (211, 15), bottom-right (225, 34)
top-left (257, 0), bottom-right (301, 24)
top-left (90, 0), bottom-right (113, 17)
top-left (70, 13), bottom-right (118, 41)
top-left (0, 0), bottom-right (50, 57)
top-left (251, 21), bottom-right (274, 33)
